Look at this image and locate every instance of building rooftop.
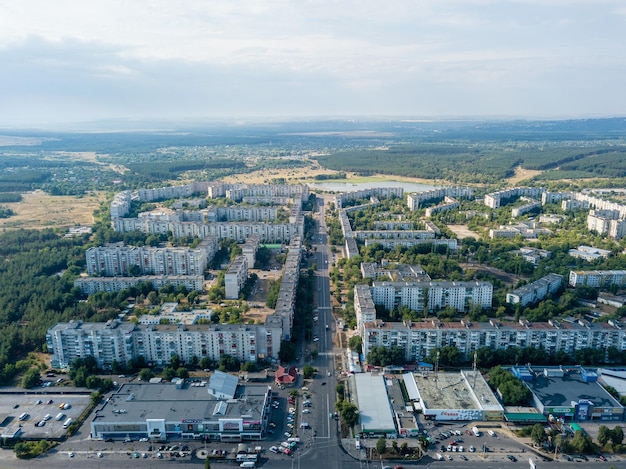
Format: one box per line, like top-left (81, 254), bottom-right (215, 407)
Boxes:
top-left (352, 373), bottom-right (396, 433)
top-left (411, 370), bottom-right (502, 413)
top-left (526, 369), bottom-right (622, 408)
top-left (93, 381), bottom-right (268, 424)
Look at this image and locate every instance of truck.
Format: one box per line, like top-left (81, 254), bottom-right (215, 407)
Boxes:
top-left (472, 426), bottom-right (481, 437)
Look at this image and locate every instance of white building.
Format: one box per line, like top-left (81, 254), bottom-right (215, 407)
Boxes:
top-left (85, 243), bottom-right (215, 277)
top-left (506, 274), bottom-right (563, 307)
top-left (74, 275), bottom-right (204, 294)
top-left (363, 317), bottom-right (626, 362)
top-left (569, 270), bottom-right (626, 288)
top-left (371, 280), bottom-right (493, 313)
top-left (47, 319), bottom-right (282, 369)
top-left (225, 255), bottom-right (248, 299)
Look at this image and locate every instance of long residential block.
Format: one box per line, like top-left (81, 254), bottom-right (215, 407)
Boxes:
top-left (363, 318), bottom-right (626, 362)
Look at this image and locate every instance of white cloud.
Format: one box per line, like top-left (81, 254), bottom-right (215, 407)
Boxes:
top-left (0, 0), bottom-right (625, 123)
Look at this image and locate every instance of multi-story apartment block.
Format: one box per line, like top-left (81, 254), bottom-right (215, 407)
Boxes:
top-left (47, 319), bottom-right (282, 369)
top-left (112, 217), bottom-right (303, 243)
top-left (569, 270), bottom-right (626, 288)
top-left (425, 196), bottom-right (460, 218)
top-left (242, 234), bottom-right (261, 268)
top-left (354, 230), bottom-right (435, 241)
top-left (345, 238), bottom-right (359, 259)
top-left (505, 273), bottom-right (563, 307)
top-left (137, 182), bottom-right (211, 202)
top-left (370, 281), bottom-right (492, 314)
top-left (354, 284), bottom-right (377, 334)
top-left (273, 235), bottom-right (303, 340)
top-left (484, 187), bottom-right (545, 209)
top-left (47, 319), bottom-right (136, 369)
top-left (209, 206), bottom-right (278, 222)
top-left (489, 222), bottom-right (551, 239)
top-left (406, 186), bottom-right (474, 211)
top-left (85, 243), bottom-right (215, 277)
top-left (74, 275), bottom-right (204, 294)
top-left (110, 191), bottom-right (133, 218)
top-left (511, 199), bottom-right (541, 218)
top-left (360, 262), bottom-right (431, 282)
top-left (334, 187), bottom-right (403, 208)
top-left (225, 184), bottom-right (309, 202)
top-left (224, 255), bottom-right (248, 299)
top-left (364, 238), bottom-right (458, 251)
top-left (373, 221), bottom-right (414, 230)
top-left (363, 317), bottom-right (626, 362)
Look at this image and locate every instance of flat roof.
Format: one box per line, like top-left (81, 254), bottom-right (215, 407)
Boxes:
top-left (411, 371), bottom-right (502, 412)
top-left (353, 374), bottom-right (396, 433)
top-left (94, 381), bottom-right (269, 424)
top-left (526, 371), bottom-right (622, 409)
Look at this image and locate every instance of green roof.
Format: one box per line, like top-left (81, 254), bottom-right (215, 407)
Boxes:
top-left (504, 412), bottom-right (547, 423)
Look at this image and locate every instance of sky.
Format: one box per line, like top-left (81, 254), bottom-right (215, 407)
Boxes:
top-left (1, 0), bottom-right (626, 126)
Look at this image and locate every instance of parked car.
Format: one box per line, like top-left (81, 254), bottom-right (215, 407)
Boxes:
top-left (507, 455), bottom-right (517, 462)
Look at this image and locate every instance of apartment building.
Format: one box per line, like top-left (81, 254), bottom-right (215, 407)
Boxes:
top-left (505, 273), bottom-right (563, 307)
top-left (74, 275), bottom-right (204, 294)
top-left (113, 217), bottom-right (303, 243)
top-left (242, 234), bottom-right (261, 268)
top-left (362, 317), bottom-right (626, 362)
top-left (85, 243), bottom-right (215, 277)
top-left (484, 187), bottom-right (545, 209)
top-left (224, 255), bottom-right (248, 299)
top-left (424, 196), bottom-right (460, 218)
top-left (47, 319), bottom-right (282, 369)
top-left (354, 230), bottom-right (435, 241)
top-left (363, 238), bottom-right (458, 251)
top-left (406, 186), bottom-right (474, 211)
top-left (569, 270), bottom-right (626, 288)
top-left (370, 280), bottom-right (493, 314)
top-left (354, 284), bottom-right (377, 334)
top-left (334, 187), bottom-right (403, 208)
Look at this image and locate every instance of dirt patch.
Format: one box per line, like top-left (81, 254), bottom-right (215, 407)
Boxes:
top-left (447, 224), bottom-right (480, 240)
top-left (221, 161), bottom-right (341, 184)
top-left (506, 166), bottom-right (543, 185)
top-left (0, 190), bottom-right (105, 231)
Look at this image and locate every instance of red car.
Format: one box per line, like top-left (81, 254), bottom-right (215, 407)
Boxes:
top-left (598, 455), bottom-right (607, 462)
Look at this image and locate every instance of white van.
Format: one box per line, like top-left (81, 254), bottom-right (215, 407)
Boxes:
top-left (63, 417), bottom-right (73, 429)
top-left (55, 412), bottom-right (65, 421)
top-left (355, 439), bottom-right (361, 450)
top-left (240, 462), bottom-right (256, 468)
top-left (18, 412), bottom-right (29, 421)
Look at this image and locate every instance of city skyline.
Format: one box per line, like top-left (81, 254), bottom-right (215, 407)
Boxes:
top-left (2, 0), bottom-right (626, 126)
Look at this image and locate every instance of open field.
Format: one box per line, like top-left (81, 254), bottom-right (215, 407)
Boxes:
top-left (506, 166), bottom-right (544, 185)
top-left (447, 224), bottom-right (480, 240)
top-left (0, 190), bottom-right (105, 231)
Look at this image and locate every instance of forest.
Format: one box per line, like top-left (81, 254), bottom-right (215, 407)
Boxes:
top-left (314, 143), bottom-right (626, 185)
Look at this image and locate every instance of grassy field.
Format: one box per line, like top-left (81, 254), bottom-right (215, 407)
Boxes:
top-left (0, 190), bottom-right (105, 231)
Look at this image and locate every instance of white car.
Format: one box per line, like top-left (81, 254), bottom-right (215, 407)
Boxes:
top-left (302, 409), bottom-right (310, 413)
